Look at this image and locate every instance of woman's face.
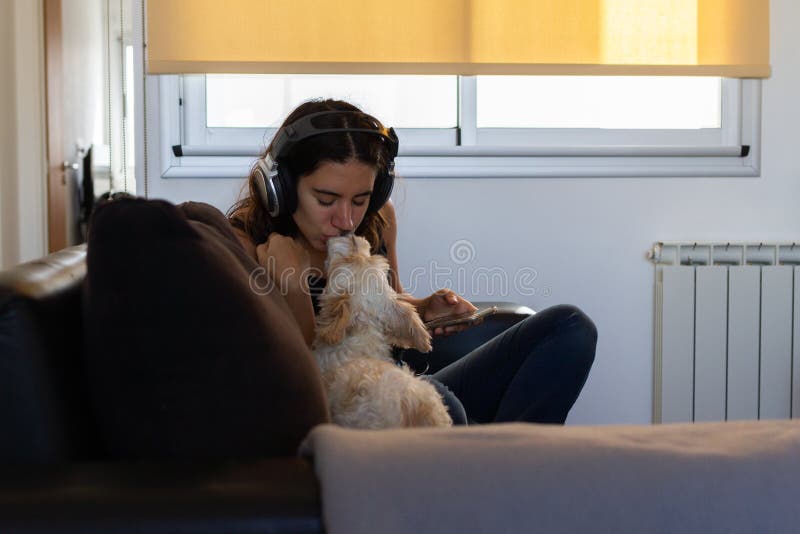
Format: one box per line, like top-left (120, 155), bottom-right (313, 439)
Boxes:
top-left (292, 159), bottom-right (377, 252)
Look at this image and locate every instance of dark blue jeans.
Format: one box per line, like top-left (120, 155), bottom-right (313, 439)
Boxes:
top-left (404, 305), bottom-right (597, 425)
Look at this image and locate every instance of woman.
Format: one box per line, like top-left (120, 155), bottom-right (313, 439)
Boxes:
top-left (229, 99), bottom-right (596, 425)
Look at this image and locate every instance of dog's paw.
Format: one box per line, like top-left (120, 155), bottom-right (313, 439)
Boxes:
top-left (409, 321), bottom-right (432, 353)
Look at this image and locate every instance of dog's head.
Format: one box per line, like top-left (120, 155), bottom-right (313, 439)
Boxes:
top-left (315, 235), bottom-right (431, 353)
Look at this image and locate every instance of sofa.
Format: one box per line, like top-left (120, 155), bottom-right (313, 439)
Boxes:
top-left (1, 198), bottom-right (799, 534)
top-left (0, 198), bottom-right (534, 532)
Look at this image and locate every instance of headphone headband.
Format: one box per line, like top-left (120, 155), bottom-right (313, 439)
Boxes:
top-left (269, 110), bottom-right (398, 166)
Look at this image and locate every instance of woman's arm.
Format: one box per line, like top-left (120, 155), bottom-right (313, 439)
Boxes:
top-left (380, 201), bottom-right (477, 336)
top-left (273, 277), bottom-right (317, 349)
top-left (228, 216), bottom-right (316, 347)
top-left (254, 234), bottom-right (317, 348)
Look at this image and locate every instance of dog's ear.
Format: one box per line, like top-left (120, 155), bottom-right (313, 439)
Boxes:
top-left (385, 299), bottom-right (432, 353)
top-left (316, 293), bottom-right (351, 345)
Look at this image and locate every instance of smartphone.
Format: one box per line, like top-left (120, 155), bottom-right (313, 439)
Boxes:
top-left (424, 306), bottom-right (498, 330)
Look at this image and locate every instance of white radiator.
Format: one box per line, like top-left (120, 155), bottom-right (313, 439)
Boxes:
top-left (650, 242), bottom-right (800, 423)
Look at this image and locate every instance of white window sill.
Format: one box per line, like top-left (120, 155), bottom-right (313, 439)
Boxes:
top-left (161, 153), bottom-right (759, 179)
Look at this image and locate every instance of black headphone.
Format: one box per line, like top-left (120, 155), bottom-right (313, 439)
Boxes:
top-left (253, 110), bottom-right (399, 217)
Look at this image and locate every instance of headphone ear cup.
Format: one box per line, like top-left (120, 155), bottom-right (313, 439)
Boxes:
top-left (254, 163), bottom-right (278, 216)
top-left (274, 163), bottom-right (297, 216)
top-left (368, 165), bottom-right (394, 213)
top-left (254, 158), bottom-right (292, 217)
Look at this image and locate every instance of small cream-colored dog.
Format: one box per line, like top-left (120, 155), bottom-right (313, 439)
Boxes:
top-left (312, 234), bottom-right (453, 429)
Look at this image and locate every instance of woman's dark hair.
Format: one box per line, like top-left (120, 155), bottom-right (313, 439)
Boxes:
top-left (228, 99), bottom-right (392, 252)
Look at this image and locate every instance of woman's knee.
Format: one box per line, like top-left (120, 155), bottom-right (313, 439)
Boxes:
top-left (534, 303), bottom-right (595, 336)
top-left (519, 304), bottom-right (597, 367)
top-left (422, 377), bottom-right (468, 425)
top-left (556, 304), bottom-right (597, 342)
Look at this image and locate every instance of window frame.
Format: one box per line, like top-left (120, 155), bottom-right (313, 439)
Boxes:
top-left (153, 74), bottom-right (761, 179)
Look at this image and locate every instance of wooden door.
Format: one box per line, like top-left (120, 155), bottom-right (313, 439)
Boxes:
top-left (43, 0), bottom-right (66, 252)
top-left (43, 0), bottom-right (106, 251)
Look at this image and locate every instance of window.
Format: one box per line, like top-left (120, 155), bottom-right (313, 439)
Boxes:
top-left (155, 74), bottom-right (761, 179)
top-left (477, 76), bottom-right (721, 129)
top-left (206, 75), bottom-right (457, 129)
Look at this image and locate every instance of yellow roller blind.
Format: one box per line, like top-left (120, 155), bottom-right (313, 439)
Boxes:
top-left (146, 0), bottom-right (770, 77)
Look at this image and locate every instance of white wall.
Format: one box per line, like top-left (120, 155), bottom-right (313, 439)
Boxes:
top-left (61, 0), bottom-right (109, 245)
top-left (138, 0), bottom-right (800, 424)
top-left (62, 0), bottom-right (104, 161)
top-left (0, 0), bottom-right (47, 269)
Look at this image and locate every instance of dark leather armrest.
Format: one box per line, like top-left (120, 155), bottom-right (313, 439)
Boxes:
top-left (406, 301), bottom-right (535, 374)
top-left (0, 458), bottom-right (322, 533)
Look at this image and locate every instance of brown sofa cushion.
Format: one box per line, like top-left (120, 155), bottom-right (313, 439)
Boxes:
top-left (84, 198), bottom-right (327, 459)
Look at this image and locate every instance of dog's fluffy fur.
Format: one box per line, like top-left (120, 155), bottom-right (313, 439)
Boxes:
top-left (312, 235), bottom-right (452, 429)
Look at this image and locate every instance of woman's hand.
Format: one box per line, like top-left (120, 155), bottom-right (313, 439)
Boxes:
top-left (255, 234), bottom-right (311, 292)
top-left (420, 289), bottom-right (478, 337)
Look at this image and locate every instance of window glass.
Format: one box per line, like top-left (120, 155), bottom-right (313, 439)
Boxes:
top-left (476, 76), bottom-right (721, 129)
top-left (206, 74), bottom-right (458, 129)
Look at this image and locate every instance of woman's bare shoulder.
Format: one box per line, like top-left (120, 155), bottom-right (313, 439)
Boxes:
top-left (378, 200), bottom-right (403, 292)
top-left (379, 200), bottom-right (398, 244)
top-left (230, 223), bottom-right (258, 261)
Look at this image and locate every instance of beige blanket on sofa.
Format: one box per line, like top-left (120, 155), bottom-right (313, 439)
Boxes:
top-left (301, 420), bottom-right (800, 534)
